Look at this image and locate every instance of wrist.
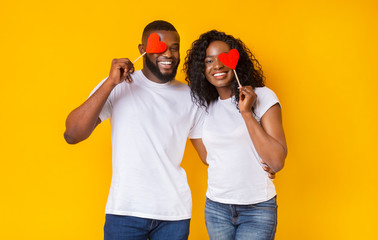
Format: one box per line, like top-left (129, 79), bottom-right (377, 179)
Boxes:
top-left (104, 77), bottom-right (118, 89)
top-left (240, 110), bottom-right (253, 118)
top-left (103, 78), bottom-right (118, 92)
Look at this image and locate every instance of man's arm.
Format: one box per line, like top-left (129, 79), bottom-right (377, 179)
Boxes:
top-left (64, 58), bottom-right (134, 144)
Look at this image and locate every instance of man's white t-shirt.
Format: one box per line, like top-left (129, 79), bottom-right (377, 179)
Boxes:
top-left (203, 87), bottom-right (279, 205)
top-left (90, 70), bottom-right (204, 220)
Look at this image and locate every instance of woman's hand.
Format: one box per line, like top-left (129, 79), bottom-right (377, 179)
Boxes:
top-left (238, 86), bottom-right (256, 113)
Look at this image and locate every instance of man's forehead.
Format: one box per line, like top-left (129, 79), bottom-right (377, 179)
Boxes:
top-left (143, 30), bottom-right (180, 44)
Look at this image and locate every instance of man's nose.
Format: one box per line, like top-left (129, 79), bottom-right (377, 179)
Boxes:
top-left (162, 48), bottom-right (172, 58)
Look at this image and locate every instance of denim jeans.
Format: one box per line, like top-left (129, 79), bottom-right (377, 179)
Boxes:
top-left (205, 196), bottom-right (277, 240)
top-left (104, 214), bottom-right (190, 240)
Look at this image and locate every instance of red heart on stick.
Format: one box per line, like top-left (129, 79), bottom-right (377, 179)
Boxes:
top-left (146, 33), bottom-right (167, 53)
top-left (218, 49), bottom-right (239, 70)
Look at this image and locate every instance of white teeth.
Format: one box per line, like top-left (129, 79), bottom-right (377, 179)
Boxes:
top-left (213, 73), bottom-right (226, 77)
top-left (159, 62), bottom-right (172, 65)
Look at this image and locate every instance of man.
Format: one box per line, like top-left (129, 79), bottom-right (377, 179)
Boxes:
top-left (64, 20), bottom-right (202, 240)
top-left (64, 20), bottom-right (276, 240)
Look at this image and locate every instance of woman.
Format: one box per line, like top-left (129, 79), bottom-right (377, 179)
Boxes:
top-left (184, 30), bottom-right (287, 240)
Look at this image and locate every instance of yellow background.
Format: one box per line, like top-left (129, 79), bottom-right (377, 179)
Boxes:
top-left (1, 0), bottom-right (377, 239)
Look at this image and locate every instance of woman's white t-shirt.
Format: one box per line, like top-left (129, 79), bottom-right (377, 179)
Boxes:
top-left (203, 87), bottom-right (280, 205)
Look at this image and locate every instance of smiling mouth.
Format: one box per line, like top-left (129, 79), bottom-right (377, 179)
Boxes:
top-left (158, 61), bottom-right (173, 65)
top-left (213, 72), bottom-right (226, 77)
top-left (158, 61), bottom-right (174, 70)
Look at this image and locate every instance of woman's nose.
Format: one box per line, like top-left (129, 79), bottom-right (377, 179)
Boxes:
top-left (214, 58), bottom-right (224, 69)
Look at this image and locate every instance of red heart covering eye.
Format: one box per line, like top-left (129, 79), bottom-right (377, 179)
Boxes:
top-left (218, 49), bottom-right (239, 70)
top-left (146, 33), bottom-right (167, 54)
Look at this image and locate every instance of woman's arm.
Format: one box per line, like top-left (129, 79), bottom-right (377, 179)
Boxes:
top-left (239, 86), bottom-right (287, 173)
top-left (190, 137), bottom-right (278, 179)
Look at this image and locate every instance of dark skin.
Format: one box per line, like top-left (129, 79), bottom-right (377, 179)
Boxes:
top-left (63, 57), bottom-right (134, 144)
top-left (64, 30), bottom-right (180, 144)
top-left (64, 31), bottom-right (276, 178)
top-left (239, 87), bottom-right (287, 173)
top-left (191, 40), bottom-right (286, 178)
top-left (139, 30), bottom-right (180, 84)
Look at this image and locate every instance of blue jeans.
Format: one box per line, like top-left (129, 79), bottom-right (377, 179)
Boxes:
top-left (205, 196), bottom-right (277, 240)
top-left (104, 214), bottom-right (190, 240)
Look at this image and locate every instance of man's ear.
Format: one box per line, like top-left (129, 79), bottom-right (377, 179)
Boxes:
top-left (138, 44), bottom-right (145, 54)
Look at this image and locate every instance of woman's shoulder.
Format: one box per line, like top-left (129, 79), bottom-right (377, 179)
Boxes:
top-left (254, 86), bottom-right (276, 96)
top-left (253, 87), bottom-right (280, 119)
top-left (254, 86), bottom-right (279, 103)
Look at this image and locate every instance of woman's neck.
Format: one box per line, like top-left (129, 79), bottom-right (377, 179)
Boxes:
top-left (217, 87), bottom-right (233, 100)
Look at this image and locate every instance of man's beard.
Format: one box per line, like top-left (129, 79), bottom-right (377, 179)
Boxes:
top-left (145, 55), bottom-right (180, 82)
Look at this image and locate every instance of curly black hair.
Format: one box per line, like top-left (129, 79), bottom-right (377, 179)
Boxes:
top-left (183, 30), bottom-right (265, 110)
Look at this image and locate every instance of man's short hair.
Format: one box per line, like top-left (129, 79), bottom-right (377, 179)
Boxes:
top-left (143, 20), bottom-right (177, 37)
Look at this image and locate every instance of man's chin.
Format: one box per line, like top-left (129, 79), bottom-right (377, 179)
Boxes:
top-left (145, 56), bottom-right (178, 81)
top-left (159, 73), bottom-right (176, 82)
top-left (158, 68), bottom-right (172, 75)
top-left (159, 64), bottom-right (177, 74)
top-left (156, 67), bottom-right (178, 81)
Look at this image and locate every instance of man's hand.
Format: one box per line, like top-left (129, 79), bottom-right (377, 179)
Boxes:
top-left (261, 160), bottom-right (276, 179)
top-left (108, 58), bottom-right (135, 86)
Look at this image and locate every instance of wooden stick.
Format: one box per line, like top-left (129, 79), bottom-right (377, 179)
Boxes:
top-left (133, 52), bottom-right (146, 63)
top-left (233, 69), bottom-right (242, 88)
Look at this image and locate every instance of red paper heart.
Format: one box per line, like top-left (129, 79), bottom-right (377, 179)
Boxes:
top-left (218, 49), bottom-right (239, 70)
top-left (146, 33), bottom-right (167, 54)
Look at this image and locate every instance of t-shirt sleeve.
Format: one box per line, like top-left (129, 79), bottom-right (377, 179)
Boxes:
top-left (254, 87), bottom-right (280, 121)
top-left (88, 77), bottom-right (112, 121)
top-left (188, 106), bottom-right (205, 139)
